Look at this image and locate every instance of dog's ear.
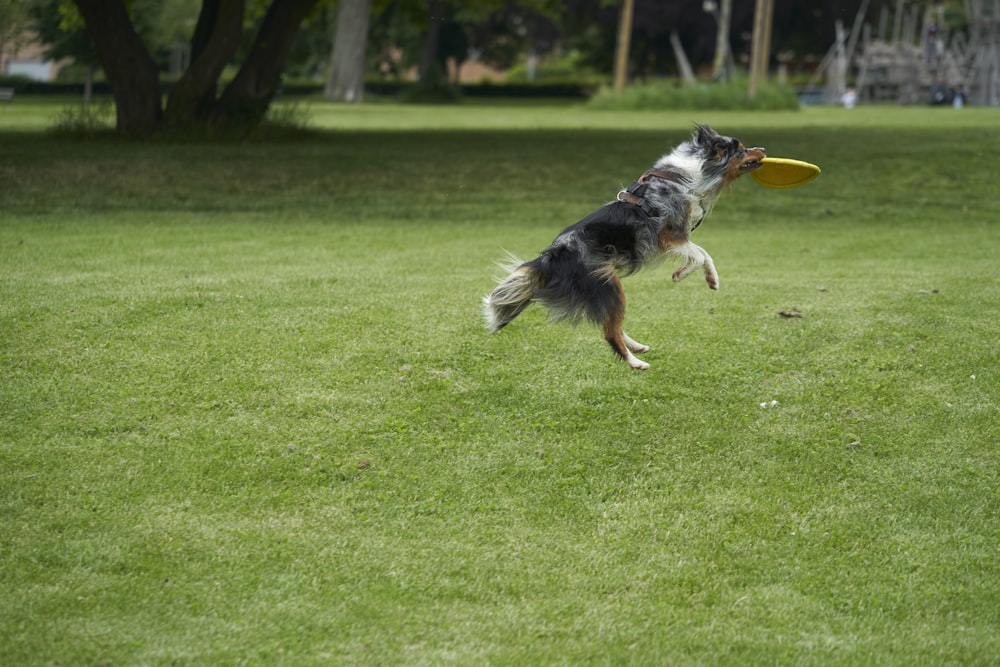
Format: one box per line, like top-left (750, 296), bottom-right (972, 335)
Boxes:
top-left (694, 124), bottom-right (719, 147)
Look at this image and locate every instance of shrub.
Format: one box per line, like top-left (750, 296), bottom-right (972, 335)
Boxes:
top-left (398, 82), bottom-right (463, 104)
top-left (47, 101), bottom-right (116, 139)
top-left (587, 78), bottom-right (800, 111)
top-left (506, 51), bottom-right (608, 86)
top-left (0, 74), bottom-right (33, 91)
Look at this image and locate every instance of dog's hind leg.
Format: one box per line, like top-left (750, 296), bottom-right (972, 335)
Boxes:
top-left (603, 276), bottom-right (650, 370)
top-left (623, 332), bottom-right (649, 354)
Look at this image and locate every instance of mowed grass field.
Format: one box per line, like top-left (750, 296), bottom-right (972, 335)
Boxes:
top-left (1, 99), bottom-right (999, 665)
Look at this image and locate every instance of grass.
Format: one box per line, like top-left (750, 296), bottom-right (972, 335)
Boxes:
top-left (2, 98), bottom-right (999, 665)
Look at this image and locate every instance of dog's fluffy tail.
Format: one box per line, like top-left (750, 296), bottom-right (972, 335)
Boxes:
top-left (484, 257), bottom-right (541, 332)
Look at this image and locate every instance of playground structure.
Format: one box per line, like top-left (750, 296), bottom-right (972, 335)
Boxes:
top-left (808, 0), bottom-right (999, 106)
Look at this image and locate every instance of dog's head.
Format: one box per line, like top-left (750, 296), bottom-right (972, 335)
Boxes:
top-left (691, 124), bottom-right (765, 187)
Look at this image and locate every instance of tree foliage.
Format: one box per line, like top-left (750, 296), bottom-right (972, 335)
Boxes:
top-left (363, 0), bottom-right (891, 89)
top-left (1, 0), bottom-right (32, 67)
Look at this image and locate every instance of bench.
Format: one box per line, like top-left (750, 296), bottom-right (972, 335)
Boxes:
top-left (0, 88), bottom-right (14, 101)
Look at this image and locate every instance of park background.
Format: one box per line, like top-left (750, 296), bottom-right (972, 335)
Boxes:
top-left (2, 1), bottom-right (999, 665)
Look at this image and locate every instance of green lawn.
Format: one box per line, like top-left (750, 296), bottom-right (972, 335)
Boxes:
top-left (1, 99), bottom-right (999, 665)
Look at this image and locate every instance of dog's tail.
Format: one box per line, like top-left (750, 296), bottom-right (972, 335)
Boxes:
top-left (483, 256), bottom-right (543, 332)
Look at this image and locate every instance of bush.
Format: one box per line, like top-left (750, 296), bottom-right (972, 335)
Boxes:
top-left (587, 78), bottom-right (800, 111)
top-left (398, 82), bottom-right (463, 104)
top-left (505, 51), bottom-right (608, 86)
top-left (393, 64), bottom-right (464, 104)
top-left (0, 74), bottom-right (33, 92)
top-left (47, 101), bottom-right (116, 139)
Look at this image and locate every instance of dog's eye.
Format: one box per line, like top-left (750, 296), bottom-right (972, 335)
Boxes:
top-left (714, 140), bottom-right (734, 160)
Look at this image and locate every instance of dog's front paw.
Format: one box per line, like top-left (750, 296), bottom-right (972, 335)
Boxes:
top-left (671, 242), bottom-right (713, 285)
top-left (672, 263), bottom-right (696, 283)
top-left (704, 268), bottom-right (719, 290)
top-left (702, 253), bottom-right (719, 290)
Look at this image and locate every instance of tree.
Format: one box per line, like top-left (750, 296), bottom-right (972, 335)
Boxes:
top-left (412, 0), bottom-right (558, 92)
top-left (748, 0), bottom-right (774, 98)
top-left (612, 0), bottom-right (633, 94)
top-left (326, 0), bottom-right (373, 101)
top-left (708, 0), bottom-right (733, 80)
top-left (417, 0), bottom-right (446, 85)
top-left (69, 0), bottom-right (321, 137)
top-left (72, 0), bottom-right (161, 135)
top-left (26, 0), bottom-right (99, 101)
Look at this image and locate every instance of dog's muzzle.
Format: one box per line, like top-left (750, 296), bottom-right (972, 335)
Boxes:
top-left (739, 147), bottom-right (766, 172)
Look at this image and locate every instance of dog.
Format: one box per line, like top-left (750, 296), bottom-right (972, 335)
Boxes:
top-left (483, 125), bottom-right (765, 370)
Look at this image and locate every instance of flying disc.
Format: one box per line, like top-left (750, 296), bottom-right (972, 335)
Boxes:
top-left (751, 157), bottom-right (821, 189)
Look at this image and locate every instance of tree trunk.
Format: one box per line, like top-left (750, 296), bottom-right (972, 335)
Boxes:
top-left (669, 31), bottom-right (696, 84)
top-left (72, 0), bottom-right (161, 136)
top-left (711, 0), bottom-right (732, 80)
top-left (748, 0), bottom-right (775, 99)
top-left (84, 64), bottom-right (93, 105)
top-left (325, 0), bottom-right (372, 102)
top-left (164, 0), bottom-right (244, 125)
top-left (212, 0), bottom-right (320, 132)
top-left (613, 0), bottom-right (634, 94)
top-left (417, 0), bottom-right (444, 85)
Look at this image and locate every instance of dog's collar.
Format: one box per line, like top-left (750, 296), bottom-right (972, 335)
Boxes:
top-left (616, 169), bottom-right (688, 217)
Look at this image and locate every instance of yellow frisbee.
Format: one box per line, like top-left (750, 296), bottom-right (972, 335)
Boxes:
top-left (751, 157), bottom-right (821, 189)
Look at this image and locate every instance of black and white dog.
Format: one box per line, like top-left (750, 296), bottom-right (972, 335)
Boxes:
top-left (483, 125), bottom-right (765, 370)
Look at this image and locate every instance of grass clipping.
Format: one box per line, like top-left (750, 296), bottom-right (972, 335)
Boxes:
top-left (588, 79), bottom-right (800, 111)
